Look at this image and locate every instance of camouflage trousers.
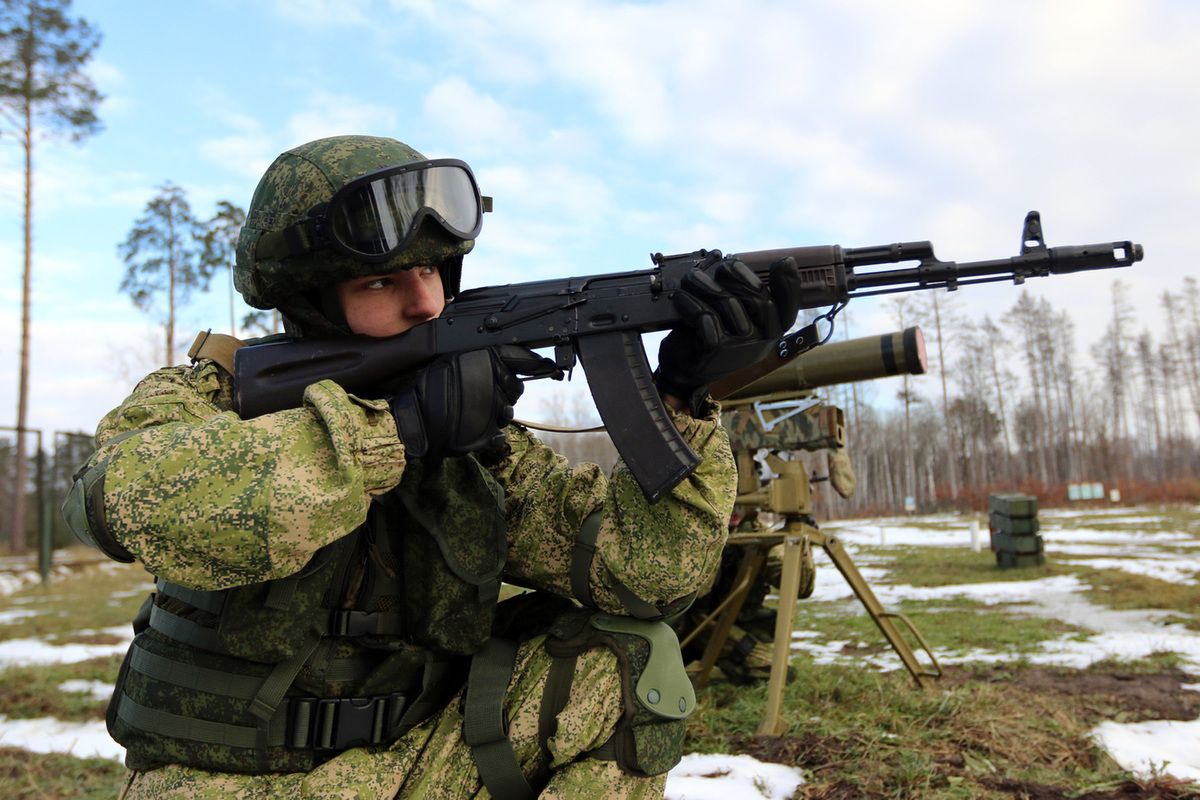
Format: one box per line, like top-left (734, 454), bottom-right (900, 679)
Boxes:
top-left (118, 634), bottom-right (666, 800)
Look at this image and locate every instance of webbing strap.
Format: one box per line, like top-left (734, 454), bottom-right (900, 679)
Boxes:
top-left (148, 603), bottom-right (229, 654)
top-left (128, 644), bottom-right (260, 700)
top-left (569, 512), bottom-right (602, 607)
top-left (463, 638), bottom-right (536, 800)
top-left (116, 693), bottom-right (289, 749)
top-left (586, 737), bottom-right (618, 763)
top-left (156, 579), bottom-right (225, 615)
top-left (323, 656), bottom-right (376, 685)
top-left (609, 578), bottom-right (664, 621)
top-left (254, 225), bottom-right (317, 264)
top-left (330, 609), bottom-right (406, 637)
top-left (537, 652), bottom-right (578, 760)
top-left (248, 627), bottom-right (325, 722)
top-left (264, 578), bottom-right (298, 611)
top-left (123, 643), bottom-right (414, 753)
top-left (570, 511), bottom-right (668, 620)
top-left (187, 330), bottom-right (245, 373)
top-left (392, 652), bottom-right (461, 733)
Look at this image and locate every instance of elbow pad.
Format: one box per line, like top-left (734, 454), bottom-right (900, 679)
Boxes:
top-left (62, 461), bottom-right (135, 563)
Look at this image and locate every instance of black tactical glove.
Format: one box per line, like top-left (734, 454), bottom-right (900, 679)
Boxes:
top-left (391, 345), bottom-right (560, 460)
top-left (656, 255), bottom-right (803, 411)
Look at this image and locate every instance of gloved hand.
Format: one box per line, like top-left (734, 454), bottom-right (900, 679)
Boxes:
top-left (391, 345), bottom-right (561, 460)
top-left (656, 255), bottom-right (803, 411)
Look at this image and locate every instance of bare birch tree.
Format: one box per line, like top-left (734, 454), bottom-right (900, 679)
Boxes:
top-left (919, 291), bottom-right (964, 499)
top-left (1003, 292), bottom-right (1049, 483)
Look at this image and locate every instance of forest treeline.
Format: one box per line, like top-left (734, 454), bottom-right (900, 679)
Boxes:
top-left (811, 277), bottom-right (1200, 515)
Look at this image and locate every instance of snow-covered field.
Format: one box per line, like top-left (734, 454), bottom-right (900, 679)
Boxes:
top-left (1, 506), bottom-right (1198, 797)
top-left (803, 508), bottom-right (1200, 784)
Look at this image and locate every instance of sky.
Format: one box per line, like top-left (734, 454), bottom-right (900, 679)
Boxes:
top-left (3, 507), bottom-right (1199, 791)
top-left (2, 0), bottom-right (1198, 439)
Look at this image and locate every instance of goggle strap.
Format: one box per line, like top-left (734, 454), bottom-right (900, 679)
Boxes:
top-left (255, 219), bottom-right (320, 261)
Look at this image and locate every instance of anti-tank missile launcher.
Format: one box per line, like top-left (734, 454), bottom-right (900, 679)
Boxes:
top-left (722, 327), bottom-right (928, 457)
top-left (687, 328), bottom-right (942, 720)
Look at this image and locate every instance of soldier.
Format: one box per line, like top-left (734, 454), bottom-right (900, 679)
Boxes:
top-left (63, 135), bottom-right (803, 799)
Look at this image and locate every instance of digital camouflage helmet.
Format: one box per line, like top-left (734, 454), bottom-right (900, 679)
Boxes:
top-left (235, 135), bottom-right (480, 338)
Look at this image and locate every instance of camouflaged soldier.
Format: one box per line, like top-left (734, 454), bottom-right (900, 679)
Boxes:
top-left (64, 135), bottom-right (804, 799)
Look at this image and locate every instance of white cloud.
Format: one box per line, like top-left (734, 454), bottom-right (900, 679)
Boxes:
top-left (191, 85), bottom-right (277, 180)
top-left (197, 134), bottom-right (276, 183)
top-left (283, 93), bottom-right (401, 148)
top-left (268, 0), bottom-right (373, 28)
top-left (421, 78), bottom-right (531, 154)
top-left (86, 57), bottom-right (132, 116)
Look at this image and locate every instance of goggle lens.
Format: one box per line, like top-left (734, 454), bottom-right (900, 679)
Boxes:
top-left (328, 162), bottom-right (482, 258)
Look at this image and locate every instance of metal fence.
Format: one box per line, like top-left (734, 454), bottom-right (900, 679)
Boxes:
top-left (0, 426), bottom-right (97, 580)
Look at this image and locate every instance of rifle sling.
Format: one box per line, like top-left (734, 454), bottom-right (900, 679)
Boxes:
top-left (188, 330), bottom-right (246, 374)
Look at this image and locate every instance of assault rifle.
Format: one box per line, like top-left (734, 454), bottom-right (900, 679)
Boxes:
top-left (234, 211), bottom-right (1142, 502)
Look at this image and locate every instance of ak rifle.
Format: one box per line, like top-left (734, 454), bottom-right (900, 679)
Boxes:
top-left (234, 211), bottom-right (1143, 502)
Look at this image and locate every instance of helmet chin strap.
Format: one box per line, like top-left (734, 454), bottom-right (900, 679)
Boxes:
top-left (441, 254), bottom-right (463, 299)
top-left (279, 291), bottom-right (353, 340)
top-left (317, 285), bottom-right (350, 330)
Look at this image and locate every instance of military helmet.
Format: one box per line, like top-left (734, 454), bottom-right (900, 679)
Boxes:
top-left (234, 135), bottom-right (478, 338)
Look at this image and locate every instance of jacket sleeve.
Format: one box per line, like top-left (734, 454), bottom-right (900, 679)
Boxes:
top-left (73, 360), bottom-right (406, 589)
top-left (491, 402), bottom-right (736, 618)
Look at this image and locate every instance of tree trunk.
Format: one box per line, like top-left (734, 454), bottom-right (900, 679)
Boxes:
top-left (903, 374), bottom-right (914, 507)
top-left (1180, 281), bottom-right (1200, 433)
top-left (982, 321), bottom-right (1013, 480)
top-left (10, 77), bottom-right (34, 555)
top-left (167, 217), bottom-right (178, 365)
top-left (930, 297), bottom-right (959, 499)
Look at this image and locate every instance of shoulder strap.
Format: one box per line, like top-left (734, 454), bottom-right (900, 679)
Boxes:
top-left (188, 330), bottom-right (246, 374)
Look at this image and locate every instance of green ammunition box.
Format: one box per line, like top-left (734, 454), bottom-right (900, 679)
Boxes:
top-left (996, 550), bottom-right (1045, 569)
top-left (989, 511), bottom-right (1040, 535)
top-left (990, 532), bottom-right (1044, 554)
top-left (989, 492), bottom-right (1038, 518)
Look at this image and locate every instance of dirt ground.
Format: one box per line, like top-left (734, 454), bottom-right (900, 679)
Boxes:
top-left (948, 664), bottom-right (1200, 723)
top-left (730, 665), bottom-right (1200, 799)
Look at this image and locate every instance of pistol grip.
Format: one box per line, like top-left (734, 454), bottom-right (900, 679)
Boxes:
top-left (576, 331), bottom-right (701, 503)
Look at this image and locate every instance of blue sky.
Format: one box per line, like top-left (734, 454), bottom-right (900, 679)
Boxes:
top-left (2, 0), bottom-right (1197, 436)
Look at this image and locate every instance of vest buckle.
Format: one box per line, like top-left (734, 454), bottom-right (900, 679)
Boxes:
top-left (331, 609), bottom-right (379, 637)
top-left (289, 692), bottom-right (408, 751)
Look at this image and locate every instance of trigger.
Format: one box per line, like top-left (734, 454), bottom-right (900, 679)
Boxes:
top-left (554, 343), bottom-right (576, 375)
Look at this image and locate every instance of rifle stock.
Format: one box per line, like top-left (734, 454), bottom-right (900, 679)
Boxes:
top-left (234, 211), bottom-right (1143, 501)
top-left (234, 325), bottom-right (438, 420)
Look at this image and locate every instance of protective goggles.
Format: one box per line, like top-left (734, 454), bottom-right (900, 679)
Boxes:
top-left (255, 159), bottom-right (487, 264)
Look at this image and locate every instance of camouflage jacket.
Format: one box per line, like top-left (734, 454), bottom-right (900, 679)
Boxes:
top-left (88, 358), bottom-right (736, 617)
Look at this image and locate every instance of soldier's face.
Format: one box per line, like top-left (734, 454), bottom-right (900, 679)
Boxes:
top-left (335, 265), bottom-right (446, 337)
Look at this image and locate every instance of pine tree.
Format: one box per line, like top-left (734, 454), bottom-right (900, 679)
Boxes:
top-left (199, 200), bottom-right (246, 335)
top-left (118, 183), bottom-right (210, 366)
top-left (0, 0), bottom-right (102, 553)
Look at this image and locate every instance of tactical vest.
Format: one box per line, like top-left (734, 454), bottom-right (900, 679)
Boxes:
top-left (108, 456), bottom-right (508, 774)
